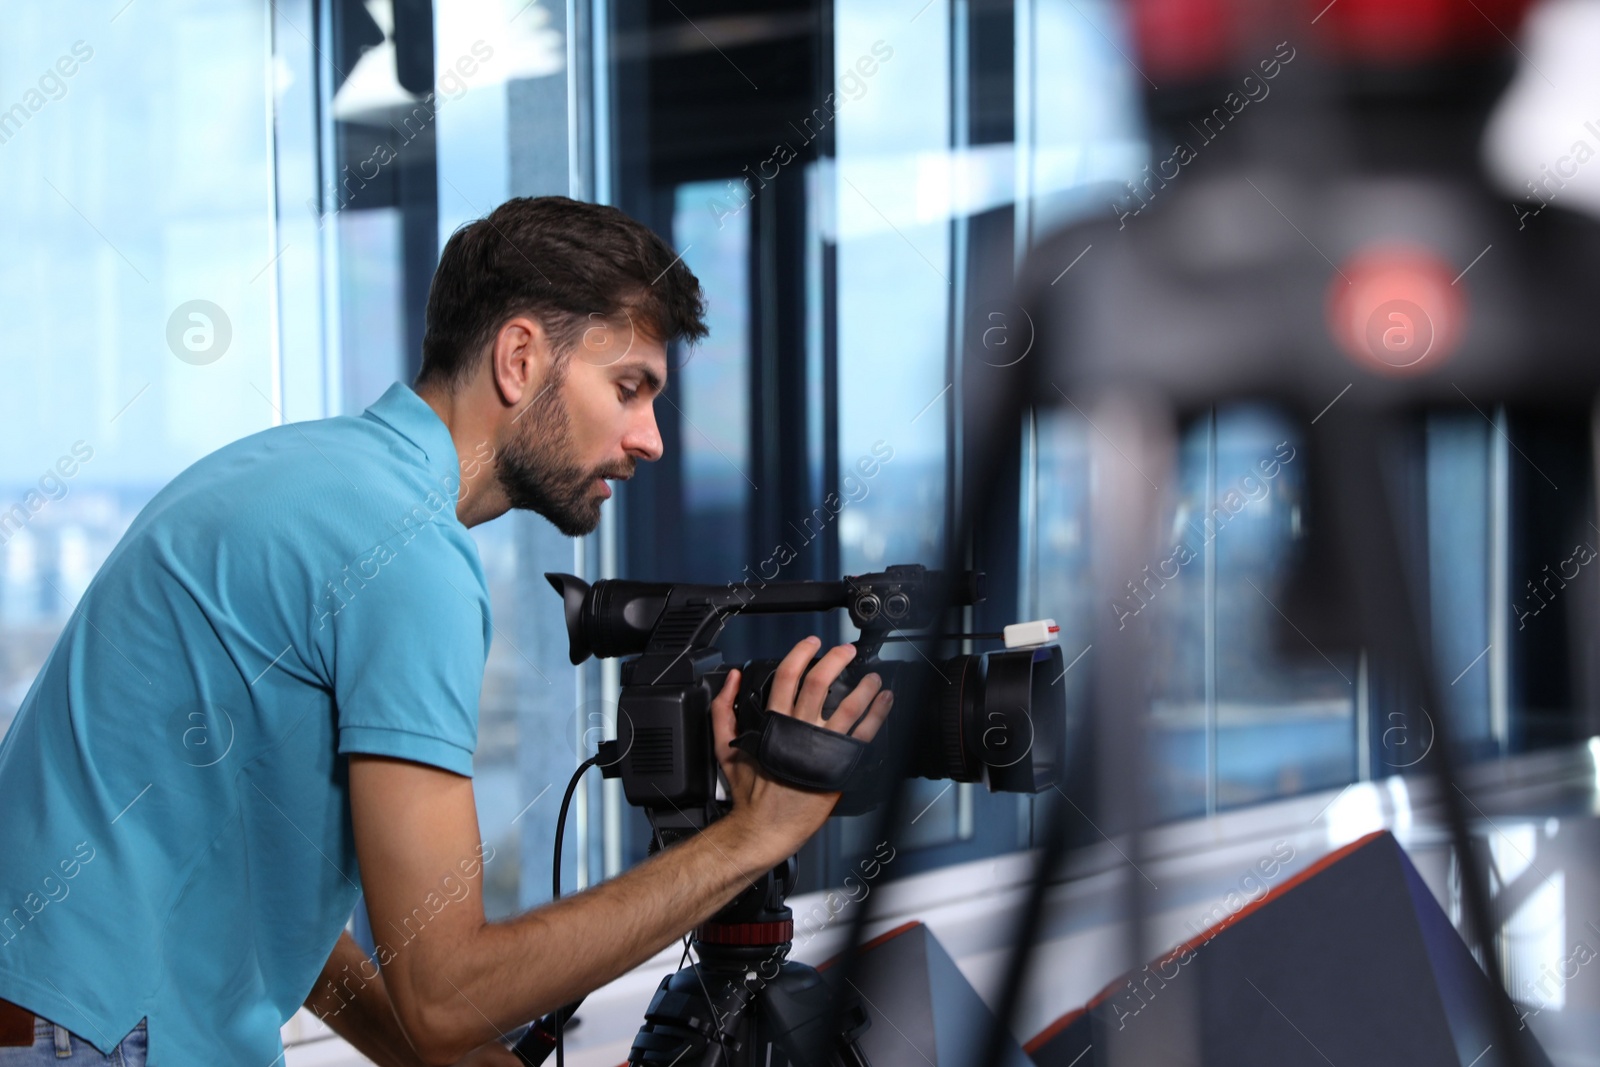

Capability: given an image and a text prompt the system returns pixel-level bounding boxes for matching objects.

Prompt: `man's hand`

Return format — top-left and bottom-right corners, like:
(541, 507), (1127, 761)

(711, 637), (893, 867)
(346, 636), (893, 1065)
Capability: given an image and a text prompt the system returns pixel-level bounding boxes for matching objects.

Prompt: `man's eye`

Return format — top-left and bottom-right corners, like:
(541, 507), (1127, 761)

(619, 384), (640, 401)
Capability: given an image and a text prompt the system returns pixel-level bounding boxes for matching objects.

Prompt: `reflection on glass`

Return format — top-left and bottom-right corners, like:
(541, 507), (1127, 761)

(1210, 408), (1352, 809)
(673, 180), (751, 583)
(834, 0), (948, 576)
(1138, 408), (1355, 815)
(1492, 821), (1566, 1012)
(1145, 416), (1212, 820)
(0, 4), (274, 737)
(829, 0), (952, 859)
(1427, 413), (1495, 757)
(1032, 406), (1356, 822)
(336, 208), (405, 414)
(1021, 0), (1147, 239)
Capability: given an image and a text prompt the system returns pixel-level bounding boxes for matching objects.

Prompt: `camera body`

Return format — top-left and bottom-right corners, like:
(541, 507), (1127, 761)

(547, 564), (1067, 831)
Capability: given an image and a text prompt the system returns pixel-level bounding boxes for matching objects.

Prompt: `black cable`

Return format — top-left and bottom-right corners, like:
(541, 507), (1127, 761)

(554, 756), (599, 901)
(551, 756), (599, 1067)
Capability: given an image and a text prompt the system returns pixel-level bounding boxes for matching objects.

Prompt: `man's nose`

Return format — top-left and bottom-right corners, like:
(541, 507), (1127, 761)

(624, 403), (664, 463)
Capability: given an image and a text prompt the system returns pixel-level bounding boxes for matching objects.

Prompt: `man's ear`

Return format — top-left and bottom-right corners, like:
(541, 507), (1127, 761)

(488, 315), (552, 410)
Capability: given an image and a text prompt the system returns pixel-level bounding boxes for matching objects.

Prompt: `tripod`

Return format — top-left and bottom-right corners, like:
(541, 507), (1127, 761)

(626, 851), (872, 1067)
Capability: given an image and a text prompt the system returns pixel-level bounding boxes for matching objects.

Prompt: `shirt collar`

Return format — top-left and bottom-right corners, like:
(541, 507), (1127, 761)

(362, 382), (463, 502)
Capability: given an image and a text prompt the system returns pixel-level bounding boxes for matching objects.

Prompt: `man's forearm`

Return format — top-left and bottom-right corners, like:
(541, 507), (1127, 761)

(426, 816), (775, 1053)
(353, 648), (886, 1063)
(307, 930), (430, 1067)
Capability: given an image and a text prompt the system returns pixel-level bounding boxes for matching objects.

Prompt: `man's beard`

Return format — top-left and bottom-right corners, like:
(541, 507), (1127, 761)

(497, 374), (629, 536)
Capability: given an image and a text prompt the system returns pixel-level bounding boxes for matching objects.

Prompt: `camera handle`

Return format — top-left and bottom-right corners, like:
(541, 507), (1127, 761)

(732, 711), (872, 791)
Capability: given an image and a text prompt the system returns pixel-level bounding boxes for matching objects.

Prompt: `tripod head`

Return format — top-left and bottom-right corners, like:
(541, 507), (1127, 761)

(627, 841), (870, 1067)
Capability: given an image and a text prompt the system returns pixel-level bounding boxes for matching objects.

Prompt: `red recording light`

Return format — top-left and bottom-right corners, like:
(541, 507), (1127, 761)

(1325, 244), (1466, 377)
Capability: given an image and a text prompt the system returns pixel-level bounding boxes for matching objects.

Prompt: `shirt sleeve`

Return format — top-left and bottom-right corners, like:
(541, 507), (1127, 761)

(320, 522), (491, 777)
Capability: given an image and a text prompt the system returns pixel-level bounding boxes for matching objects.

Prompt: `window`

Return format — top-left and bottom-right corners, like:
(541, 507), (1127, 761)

(0, 2), (276, 736)
(12, 0), (1596, 939)
(670, 180), (753, 583)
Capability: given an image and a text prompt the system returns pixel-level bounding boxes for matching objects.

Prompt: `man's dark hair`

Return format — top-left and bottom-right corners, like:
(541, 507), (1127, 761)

(416, 196), (707, 391)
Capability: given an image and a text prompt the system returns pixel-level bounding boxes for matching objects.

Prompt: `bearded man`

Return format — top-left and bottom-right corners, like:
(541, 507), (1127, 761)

(0, 197), (892, 1067)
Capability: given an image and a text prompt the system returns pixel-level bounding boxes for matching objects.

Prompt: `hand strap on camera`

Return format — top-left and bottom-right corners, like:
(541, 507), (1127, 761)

(732, 710), (871, 792)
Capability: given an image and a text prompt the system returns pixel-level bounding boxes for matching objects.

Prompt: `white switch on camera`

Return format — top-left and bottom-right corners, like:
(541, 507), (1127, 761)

(1003, 619), (1059, 648)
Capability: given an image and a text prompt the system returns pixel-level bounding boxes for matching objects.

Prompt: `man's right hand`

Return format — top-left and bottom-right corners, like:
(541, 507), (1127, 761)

(711, 636), (894, 868)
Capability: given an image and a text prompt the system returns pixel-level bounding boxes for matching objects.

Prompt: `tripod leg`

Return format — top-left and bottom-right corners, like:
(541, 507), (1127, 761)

(757, 962), (871, 1067)
(628, 966), (753, 1067)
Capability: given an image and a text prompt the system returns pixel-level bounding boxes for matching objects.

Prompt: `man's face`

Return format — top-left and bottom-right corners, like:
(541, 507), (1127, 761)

(497, 314), (667, 536)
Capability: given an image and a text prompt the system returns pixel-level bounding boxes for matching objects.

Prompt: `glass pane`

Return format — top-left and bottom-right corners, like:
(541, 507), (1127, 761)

(672, 180), (752, 583)
(1503, 409), (1594, 754)
(1427, 413), (1496, 761)
(1146, 416), (1214, 820)
(1027, 410), (1094, 820)
(834, 0), (949, 575)
(1213, 408), (1354, 807)
(830, 0), (953, 857)
(0, 2), (274, 734)
(1022, 0), (1147, 237)
(336, 207), (406, 413)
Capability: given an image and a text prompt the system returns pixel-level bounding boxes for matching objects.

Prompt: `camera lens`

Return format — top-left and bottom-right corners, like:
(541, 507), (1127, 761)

(880, 645), (1066, 792)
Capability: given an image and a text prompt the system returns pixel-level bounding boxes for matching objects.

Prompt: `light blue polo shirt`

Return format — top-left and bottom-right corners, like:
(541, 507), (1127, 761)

(0, 382), (492, 1065)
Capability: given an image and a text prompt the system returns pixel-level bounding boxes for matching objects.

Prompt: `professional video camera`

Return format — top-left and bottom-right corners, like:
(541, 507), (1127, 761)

(520, 564), (1069, 1067)
(545, 563), (1069, 824)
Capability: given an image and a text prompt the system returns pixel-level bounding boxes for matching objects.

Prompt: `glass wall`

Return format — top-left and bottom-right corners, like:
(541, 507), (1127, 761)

(1025, 396), (1589, 821)
(7, 0), (1600, 957)
(0, 0), (596, 926)
(0, 1), (277, 736)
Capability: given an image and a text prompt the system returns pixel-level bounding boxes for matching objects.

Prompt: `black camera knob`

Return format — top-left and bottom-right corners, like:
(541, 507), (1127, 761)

(855, 593), (882, 620)
(884, 593), (910, 620)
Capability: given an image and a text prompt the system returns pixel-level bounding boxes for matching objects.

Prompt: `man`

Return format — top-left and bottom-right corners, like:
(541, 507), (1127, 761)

(0, 197), (892, 1066)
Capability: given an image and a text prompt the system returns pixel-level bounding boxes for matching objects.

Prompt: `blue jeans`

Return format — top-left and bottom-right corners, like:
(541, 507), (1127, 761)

(0, 1018), (146, 1065)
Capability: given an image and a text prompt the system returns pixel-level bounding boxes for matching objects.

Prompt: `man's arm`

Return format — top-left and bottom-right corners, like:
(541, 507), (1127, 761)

(349, 637), (891, 1066)
(304, 931), (525, 1067)
(304, 930), (431, 1067)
